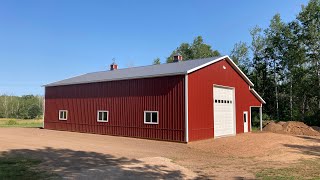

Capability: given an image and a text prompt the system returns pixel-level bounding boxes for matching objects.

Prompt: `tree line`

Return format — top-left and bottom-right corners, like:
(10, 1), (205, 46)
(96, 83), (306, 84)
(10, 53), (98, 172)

(154, 0), (320, 126)
(0, 95), (43, 119)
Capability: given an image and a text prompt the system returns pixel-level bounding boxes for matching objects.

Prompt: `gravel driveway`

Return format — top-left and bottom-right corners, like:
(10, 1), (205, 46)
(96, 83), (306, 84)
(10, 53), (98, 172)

(0, 128), (319, 179)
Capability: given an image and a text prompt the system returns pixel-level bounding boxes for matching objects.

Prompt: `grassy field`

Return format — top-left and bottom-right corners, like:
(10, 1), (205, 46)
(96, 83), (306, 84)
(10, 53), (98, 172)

(0, 156), (58, 180)
(0, 118), (43, 128)
(0, 119), (54, 179)
(256, 159), (320, 180)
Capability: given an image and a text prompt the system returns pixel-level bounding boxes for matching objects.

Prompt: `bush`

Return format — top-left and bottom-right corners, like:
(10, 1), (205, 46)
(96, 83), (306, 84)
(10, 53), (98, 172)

(5, 119), (18, 125)
(27, 105), (41, 119)
(252, 112), (271, 127)
(304, 110), (320, 127)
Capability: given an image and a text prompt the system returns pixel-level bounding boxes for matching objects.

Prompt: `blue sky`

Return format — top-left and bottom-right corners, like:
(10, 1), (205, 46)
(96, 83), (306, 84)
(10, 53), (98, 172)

(0, 0), (308, 95)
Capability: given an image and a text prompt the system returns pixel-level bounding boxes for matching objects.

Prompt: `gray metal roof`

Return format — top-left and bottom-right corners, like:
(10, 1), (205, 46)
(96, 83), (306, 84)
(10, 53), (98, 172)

(45, 56), (223, 87)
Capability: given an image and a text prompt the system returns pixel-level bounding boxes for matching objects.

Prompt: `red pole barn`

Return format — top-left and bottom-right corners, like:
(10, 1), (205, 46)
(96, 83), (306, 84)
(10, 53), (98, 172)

(44, 55), (265, 142)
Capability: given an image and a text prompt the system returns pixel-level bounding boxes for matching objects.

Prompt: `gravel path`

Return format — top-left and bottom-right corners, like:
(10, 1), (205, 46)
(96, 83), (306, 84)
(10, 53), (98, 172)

(0, 128), (319, 179)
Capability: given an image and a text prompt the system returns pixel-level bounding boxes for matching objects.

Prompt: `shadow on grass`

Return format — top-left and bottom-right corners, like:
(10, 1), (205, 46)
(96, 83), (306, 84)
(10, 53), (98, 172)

(0, 156), (58, 180)
(1, 147), (195, 179)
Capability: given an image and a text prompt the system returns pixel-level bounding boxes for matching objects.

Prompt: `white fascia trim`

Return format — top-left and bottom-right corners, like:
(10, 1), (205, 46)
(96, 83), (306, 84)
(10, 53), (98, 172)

(187, 55), (228, 74)
(250, 88), (266, 104)
(185, 74), (189, 142)
(187, 55), (254, 87)
(226, 56), (254, 87)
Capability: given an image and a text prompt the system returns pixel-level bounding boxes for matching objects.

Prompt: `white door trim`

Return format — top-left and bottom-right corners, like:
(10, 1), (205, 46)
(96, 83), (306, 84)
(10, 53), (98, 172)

(243, 111), (248, 133)
(213, 84), (236, 138)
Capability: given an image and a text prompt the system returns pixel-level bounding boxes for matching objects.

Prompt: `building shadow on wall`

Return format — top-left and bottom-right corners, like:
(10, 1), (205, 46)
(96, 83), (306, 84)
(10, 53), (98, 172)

(0, 147), (193, 179)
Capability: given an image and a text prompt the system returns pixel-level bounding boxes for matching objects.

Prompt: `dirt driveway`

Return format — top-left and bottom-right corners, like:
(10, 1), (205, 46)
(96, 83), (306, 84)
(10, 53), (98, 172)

(0, 128), (319, 179)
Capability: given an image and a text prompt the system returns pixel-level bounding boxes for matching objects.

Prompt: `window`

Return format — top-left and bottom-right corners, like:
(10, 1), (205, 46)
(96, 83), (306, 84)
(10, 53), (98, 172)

(97, 111), (109, 122)
(144, 111), (158, 124)
(59, 110), (68, 120)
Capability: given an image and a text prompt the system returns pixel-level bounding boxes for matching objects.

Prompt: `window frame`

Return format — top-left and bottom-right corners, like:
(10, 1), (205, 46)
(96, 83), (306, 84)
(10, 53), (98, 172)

(144, 111), (159, 125)
(97, 110), (109, 122)
(59, 110), (68, 121)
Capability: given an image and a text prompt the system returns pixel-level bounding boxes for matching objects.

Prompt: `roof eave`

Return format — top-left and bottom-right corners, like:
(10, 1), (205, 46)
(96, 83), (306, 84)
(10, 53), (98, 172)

(250, 88), (266, 104)
(44, 72), (187, 87)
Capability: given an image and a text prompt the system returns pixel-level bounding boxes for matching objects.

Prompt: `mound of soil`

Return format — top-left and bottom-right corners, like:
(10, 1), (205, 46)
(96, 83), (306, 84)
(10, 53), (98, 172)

(263, 122), (283, 133)
(282, 121), (320, 136)
(263, 121), (320, 136)
(277, 121), (287, 125)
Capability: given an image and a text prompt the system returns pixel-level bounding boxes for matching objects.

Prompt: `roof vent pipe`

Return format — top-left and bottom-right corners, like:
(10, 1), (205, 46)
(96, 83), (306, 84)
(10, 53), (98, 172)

(110, 58), (118, 70)
(173, 53), (183, 62)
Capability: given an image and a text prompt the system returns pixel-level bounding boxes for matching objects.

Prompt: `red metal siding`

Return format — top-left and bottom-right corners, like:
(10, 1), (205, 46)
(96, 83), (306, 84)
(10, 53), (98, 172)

(188, 58), (261, 141)
(45, 75), (185, 142)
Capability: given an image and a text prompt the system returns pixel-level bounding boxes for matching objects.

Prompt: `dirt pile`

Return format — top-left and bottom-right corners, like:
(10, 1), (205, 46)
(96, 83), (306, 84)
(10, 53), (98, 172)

(263, 121), (320, 136)
(262, 121), (283, 133)
(282, 121), (320, 136)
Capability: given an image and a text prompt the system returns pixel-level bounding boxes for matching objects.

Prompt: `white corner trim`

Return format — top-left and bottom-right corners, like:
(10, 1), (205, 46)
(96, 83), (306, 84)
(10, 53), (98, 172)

(185, 74), (189, 142)
(187, 55), (254, 87)
(43, 87), (45, 128)
(250, 88), (266, 104)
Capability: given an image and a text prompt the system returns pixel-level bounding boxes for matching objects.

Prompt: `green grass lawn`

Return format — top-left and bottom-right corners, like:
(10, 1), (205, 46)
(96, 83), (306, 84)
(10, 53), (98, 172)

(0, 118), (43, 128)
(256, 159), (320, 180)
(0, 156), (58, 180)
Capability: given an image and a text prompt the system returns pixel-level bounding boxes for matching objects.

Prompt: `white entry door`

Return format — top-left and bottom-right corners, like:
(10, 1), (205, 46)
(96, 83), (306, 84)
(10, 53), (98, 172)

(213, 86), (235, 137)
(243, 111), (248, 133)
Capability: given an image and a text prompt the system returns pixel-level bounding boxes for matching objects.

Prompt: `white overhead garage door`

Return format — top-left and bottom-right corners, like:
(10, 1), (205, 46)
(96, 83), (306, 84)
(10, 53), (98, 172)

(213, 86), (235, 137)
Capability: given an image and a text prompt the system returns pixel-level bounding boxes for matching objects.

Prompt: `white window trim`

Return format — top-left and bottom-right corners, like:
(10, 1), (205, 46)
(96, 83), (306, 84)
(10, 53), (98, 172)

(97, 110), (109, 122)
(144, 111), (159, 124)
(59, 110), (68, 121)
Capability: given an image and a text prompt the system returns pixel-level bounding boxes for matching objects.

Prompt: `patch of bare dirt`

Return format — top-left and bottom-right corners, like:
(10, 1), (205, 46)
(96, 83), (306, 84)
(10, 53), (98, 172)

(0, 128), (319, 179)
(263, 121), (320, 136)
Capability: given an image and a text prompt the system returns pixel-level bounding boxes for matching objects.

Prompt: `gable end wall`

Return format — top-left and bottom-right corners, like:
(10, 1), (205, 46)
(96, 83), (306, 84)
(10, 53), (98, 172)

(187, 58), (261, 141)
